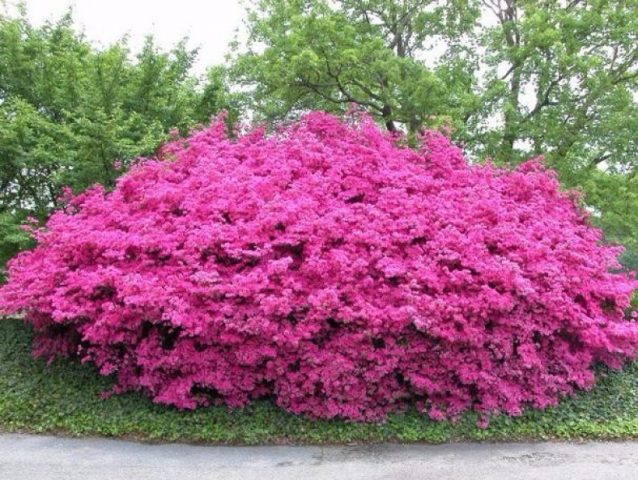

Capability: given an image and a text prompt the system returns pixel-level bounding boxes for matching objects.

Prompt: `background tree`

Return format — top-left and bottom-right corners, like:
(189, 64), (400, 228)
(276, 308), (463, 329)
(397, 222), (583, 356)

(0, 9), (237, 269)
(231, 0), (480, 133)
(232, 0), (638, 267)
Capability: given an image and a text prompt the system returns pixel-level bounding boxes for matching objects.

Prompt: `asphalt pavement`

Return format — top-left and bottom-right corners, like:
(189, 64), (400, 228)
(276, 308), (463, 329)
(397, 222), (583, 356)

(1, 433), (637, 479)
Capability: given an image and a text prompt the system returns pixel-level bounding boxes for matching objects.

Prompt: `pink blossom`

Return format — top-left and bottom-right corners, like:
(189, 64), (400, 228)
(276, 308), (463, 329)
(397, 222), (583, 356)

(1, 112), (637, 423)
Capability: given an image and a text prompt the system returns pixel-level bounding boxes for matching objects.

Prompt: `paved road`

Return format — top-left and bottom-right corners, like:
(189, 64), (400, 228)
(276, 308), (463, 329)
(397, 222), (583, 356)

(1, 433), (637, 480)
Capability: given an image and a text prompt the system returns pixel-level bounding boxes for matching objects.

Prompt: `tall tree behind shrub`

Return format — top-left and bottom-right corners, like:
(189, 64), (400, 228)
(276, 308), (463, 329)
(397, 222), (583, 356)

(0, 9), (235, 268)
(231, 0), (479, 133)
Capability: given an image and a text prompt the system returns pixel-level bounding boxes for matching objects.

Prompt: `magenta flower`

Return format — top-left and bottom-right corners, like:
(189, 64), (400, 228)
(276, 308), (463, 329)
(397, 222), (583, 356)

(1, 112), (637, 423)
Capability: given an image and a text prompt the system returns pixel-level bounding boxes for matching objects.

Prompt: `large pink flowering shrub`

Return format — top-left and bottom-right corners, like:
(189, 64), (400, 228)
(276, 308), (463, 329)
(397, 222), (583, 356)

(1, 112), (637, 422)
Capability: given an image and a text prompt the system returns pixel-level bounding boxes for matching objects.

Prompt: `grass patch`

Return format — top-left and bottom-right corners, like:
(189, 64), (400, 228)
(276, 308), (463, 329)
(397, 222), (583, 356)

(1, 318), (638, 444)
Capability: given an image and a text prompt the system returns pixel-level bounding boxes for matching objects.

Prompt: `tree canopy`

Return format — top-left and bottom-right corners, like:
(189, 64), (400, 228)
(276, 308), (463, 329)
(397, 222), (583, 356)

(0, 9), (235, 266)
(231, 0), (479, 133)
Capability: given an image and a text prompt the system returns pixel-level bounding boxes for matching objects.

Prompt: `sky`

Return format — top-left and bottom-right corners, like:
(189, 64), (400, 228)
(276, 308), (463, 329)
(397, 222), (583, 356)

(10, 0), (247, 75)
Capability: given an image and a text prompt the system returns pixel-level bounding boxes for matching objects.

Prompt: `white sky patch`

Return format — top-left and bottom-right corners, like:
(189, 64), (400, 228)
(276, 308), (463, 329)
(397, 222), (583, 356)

(7, 0), (246, 75)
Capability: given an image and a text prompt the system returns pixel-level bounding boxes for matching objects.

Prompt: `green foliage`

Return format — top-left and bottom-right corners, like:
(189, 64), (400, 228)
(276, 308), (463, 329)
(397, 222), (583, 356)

(583, 171), (638, 269)
(474, 0), (638, 167)
(231, 0), (479, 133)
(1, 318), (638, 444)
(0, 9), (236, 267)
(0, 213), (32, 276)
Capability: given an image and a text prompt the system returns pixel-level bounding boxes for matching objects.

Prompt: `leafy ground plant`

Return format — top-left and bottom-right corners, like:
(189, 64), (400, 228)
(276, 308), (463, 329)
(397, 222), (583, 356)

(1, 318), (638, 444)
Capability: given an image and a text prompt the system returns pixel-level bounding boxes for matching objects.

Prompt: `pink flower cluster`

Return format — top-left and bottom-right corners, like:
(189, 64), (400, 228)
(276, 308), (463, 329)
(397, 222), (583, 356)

(1, 112), (637, 422)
